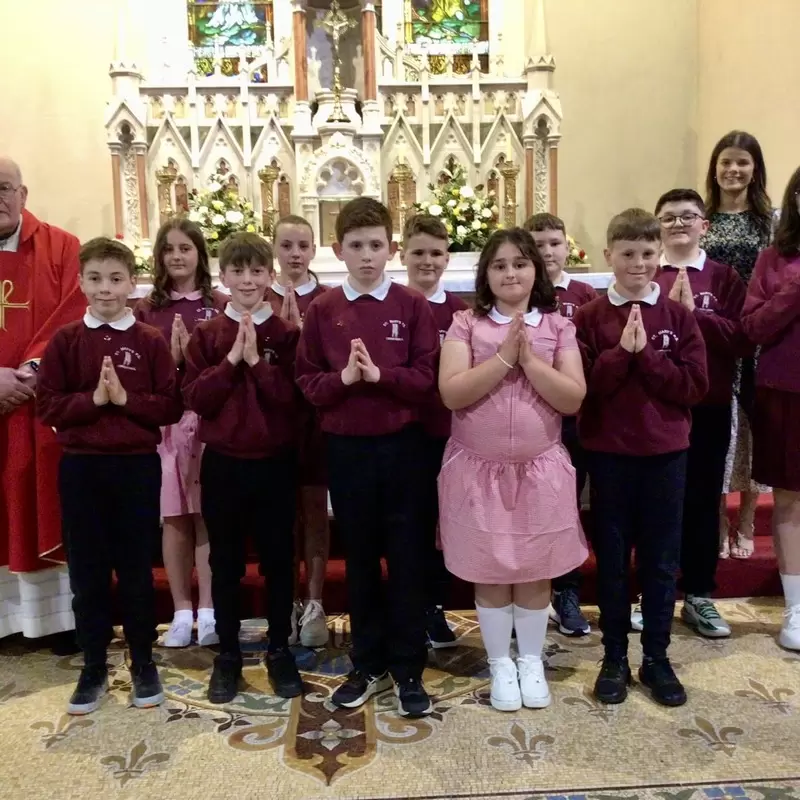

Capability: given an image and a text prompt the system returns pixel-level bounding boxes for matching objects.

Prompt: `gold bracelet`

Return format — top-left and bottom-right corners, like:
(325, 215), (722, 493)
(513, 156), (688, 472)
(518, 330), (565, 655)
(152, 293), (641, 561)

(495, 353), (514, 369)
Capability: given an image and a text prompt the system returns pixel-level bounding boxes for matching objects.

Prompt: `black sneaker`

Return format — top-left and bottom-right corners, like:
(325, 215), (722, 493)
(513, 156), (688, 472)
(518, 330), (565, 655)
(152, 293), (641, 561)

(67, 665), (108, 716)
(426, 606), (458, 649)
(638, 657), (687, 707)
(208, 653), (243, 704)
(131, 661), (164, 709)
(395, 677), (433, 718)
(331, 670), (393, 709)
(593, 656), (632, 704)
(550, 589), (591, 636)
(266, 647), (303, 698)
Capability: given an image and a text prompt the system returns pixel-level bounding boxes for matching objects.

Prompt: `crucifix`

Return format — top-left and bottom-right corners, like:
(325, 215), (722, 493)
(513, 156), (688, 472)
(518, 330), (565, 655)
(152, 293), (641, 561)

(0, 279), (30, 331)
(320, 0), (357, 123)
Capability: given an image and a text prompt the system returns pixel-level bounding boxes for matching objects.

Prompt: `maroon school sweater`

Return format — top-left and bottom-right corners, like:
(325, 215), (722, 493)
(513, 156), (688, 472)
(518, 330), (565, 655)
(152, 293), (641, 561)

(266, 281), (329, 320)
(37, 313), (183, 454)
(133, 289), (228, 341)
(421, 288), (469, 439)
(296, 278), (439, 436)
(183, 306), (299, 458)
(656, 255), (747, 405)
(575, 288), (708, 456)
(554, 275), (598, 320)
(741, 246), (800, 393)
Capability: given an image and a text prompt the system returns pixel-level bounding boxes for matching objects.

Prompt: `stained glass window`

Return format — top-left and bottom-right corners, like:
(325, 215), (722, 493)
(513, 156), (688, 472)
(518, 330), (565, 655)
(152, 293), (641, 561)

(405, 0), (489, 50)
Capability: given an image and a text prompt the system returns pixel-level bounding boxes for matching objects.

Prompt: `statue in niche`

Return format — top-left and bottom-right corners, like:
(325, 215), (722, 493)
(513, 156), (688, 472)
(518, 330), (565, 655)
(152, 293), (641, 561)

(407, 95), (417, 116)
(434, 95), (445, 116)
(205, 95), (216, 118)
(486, 169), (499, 199)
(308, 46), (322, 97)
(225, 96), (237, 117)
(151, 97), (165, 120)
(278, 175), (291, 218)
(306, 4), (361, 94)
(456, 94), (466, 116)
(173, 96), (187, 118)
(384, 96), (395, 117)
(175, 177), (190, 213)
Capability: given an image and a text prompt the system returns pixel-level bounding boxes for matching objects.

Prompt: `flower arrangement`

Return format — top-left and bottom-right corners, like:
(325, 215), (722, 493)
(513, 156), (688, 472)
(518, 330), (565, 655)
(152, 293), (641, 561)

(566, 235), (589, 267)
(187, 173), (260, 254)
(413, 163), (499, 252)
(133, 243), (154, 276)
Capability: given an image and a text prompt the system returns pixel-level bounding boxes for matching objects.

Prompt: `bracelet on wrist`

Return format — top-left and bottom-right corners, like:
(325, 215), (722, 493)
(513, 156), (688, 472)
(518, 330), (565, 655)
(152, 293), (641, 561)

(495, 352), (514, 369)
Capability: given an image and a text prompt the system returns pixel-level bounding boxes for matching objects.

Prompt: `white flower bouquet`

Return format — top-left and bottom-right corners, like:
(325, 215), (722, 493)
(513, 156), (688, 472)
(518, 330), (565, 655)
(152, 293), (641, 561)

(413, 163), (499, 252)
(187, 173), (260, 255)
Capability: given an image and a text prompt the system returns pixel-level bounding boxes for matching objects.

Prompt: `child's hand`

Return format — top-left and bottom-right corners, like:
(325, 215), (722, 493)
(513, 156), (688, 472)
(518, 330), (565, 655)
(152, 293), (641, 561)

(679, 268), (695, 311)
(171, 314), (190, 363)
(281, 284), (302, 327)
(227, 321), (245, 365)
(354, 339), (380, 383)
(668, 271), (684, 303)
(517, 328), (538, 369)
(341, 339), (362, 386)
(93, 362), (110, 406)
(620, 306), (638, 352)
(242, 314), (260, 367)
(103, 358), (127, 406)
(631, 304), (647, 353)
(497, 313), (523, 367)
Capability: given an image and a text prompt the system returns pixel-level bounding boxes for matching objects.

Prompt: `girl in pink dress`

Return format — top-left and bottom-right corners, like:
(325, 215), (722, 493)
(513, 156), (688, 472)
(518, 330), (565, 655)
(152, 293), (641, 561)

(438, 228), (588, 712)
(134, 219), (227, 647)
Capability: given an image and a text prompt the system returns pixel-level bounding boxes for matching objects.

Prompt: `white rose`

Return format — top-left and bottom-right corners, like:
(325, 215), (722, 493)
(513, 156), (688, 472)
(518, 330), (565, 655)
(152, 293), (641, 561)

(212, 214), (225, 226)
(491, 205), (499, 214)
(472, 202), (482, 213)
(212, 200), (224, 211)
(188, 210), (202, 222)
(428, 204), (443, 216)
(471, 219), (482, 230)
(225, 210), (244, 224)
(459, 186), (475, 199)
(447, 198), (457, 208)
(481, 208), (493, 219)
(199, 206), (209, 215)
(208, 181), (222, 192)
(456, 225), (468, 238)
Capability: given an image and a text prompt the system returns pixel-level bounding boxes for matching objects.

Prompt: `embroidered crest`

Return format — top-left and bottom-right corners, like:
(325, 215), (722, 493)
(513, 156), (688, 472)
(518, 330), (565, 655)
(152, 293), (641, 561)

(651, 329), (679, 351)
(115, 346), (142, 371)
(695, 292), (718, 312)
(383, 319), (407, 342)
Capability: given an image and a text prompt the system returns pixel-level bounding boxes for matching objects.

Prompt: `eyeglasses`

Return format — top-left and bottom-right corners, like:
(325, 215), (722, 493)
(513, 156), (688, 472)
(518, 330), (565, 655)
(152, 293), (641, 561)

(0, 183), (21, 200)
(658, 212), (704, 228)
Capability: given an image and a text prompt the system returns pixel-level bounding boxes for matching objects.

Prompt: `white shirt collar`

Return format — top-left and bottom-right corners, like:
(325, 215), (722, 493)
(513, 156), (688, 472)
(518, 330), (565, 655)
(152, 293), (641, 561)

(552, 272), (571, 289)
(660, 249), (707, 271)
(342, 273), (392, 302)
(272, 276), (318, 297)
(0, 218), (22, 252)
(224, 302), (273, 325)
(426, 284), (447, 304)
(169, 289), (204, 301)
(83, 307), (136, 331)
(488, 306), (543, 327)
(607, 281), (661, 307)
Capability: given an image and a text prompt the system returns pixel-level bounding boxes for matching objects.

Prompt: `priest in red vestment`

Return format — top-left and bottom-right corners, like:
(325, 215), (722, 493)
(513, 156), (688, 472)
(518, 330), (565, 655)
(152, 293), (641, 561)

(0, 157), (85, 638)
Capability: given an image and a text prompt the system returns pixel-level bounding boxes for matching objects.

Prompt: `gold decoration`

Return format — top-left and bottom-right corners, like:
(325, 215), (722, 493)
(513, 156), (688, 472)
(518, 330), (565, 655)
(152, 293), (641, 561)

(320, 0), (357, 123)
(156, 163), (179, 224)
(258, 164), (281, 238)
(0, 280), (29, 331)
(391, 161), (414, 233)
(498, 158), (520, 227)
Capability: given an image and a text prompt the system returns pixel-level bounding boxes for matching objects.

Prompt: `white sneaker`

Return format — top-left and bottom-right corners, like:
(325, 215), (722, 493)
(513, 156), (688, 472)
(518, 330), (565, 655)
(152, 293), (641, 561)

(197, 615), (219, 647)
(681, 595), (731, 638)
(630, 595), (644, 632)
(288, 600), (303, 646)
(299, 600), (328, 648)
(779, 604), (800, 651)
(517, 655), (552, 708)
(488, 656), (522, 712)
(162, 616), (193, 648)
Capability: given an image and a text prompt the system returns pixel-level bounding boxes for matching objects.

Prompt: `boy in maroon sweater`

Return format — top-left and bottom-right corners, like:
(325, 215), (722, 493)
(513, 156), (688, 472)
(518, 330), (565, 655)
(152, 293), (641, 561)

(183, 233), (303, 704)
(654, 189), (746, 640)
(525, 212), (598, 638)
(400, 214), (467, 649)
(37, 238), (183, 716)
(574, 209), (707, 708)
(296, 198), (439, 718)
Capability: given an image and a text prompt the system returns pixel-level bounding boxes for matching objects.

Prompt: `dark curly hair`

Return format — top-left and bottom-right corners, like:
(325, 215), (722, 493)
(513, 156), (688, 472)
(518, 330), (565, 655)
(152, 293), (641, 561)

(473, 228), (557, 316)
(774, 165), (800, 258)
(149, 218), (214, 308)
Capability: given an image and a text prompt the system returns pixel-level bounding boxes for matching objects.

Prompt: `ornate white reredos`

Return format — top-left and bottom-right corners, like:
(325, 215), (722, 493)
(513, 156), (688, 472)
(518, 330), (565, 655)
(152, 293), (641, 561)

(107, 0), (565, 249)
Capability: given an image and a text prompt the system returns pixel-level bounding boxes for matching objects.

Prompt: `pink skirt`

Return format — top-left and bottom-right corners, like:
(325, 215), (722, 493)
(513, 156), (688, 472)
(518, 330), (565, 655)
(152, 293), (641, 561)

(158, 411), (203, 518)
(438, 440), (588, 584)
(752, 386), (800, 492)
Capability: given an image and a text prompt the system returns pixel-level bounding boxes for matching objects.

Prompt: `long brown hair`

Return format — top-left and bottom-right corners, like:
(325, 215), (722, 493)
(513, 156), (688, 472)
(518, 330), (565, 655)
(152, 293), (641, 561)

(774, 166), (800, 258)
(273, 214), (320, 284)
(473, 228), (557, 316)
(704, 130), (772, 235)
(150, 218), (214, 308)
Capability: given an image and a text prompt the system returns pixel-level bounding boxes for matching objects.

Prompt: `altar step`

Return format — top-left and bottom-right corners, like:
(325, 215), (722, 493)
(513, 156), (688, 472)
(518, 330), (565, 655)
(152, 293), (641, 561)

(149, 494), (779, 623)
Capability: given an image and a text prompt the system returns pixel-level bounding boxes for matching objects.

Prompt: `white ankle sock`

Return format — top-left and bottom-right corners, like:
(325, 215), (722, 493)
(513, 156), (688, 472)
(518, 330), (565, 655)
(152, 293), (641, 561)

(475, 603), (514, 660)
(780, 574), (800, 608)
(173, 609), (194, 624)
(513, 605), (549, 658)
(197, 607), (215, 621)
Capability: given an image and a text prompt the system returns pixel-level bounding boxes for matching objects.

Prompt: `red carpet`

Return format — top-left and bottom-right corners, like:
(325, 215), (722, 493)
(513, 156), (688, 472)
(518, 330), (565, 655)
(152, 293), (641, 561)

(150, 493), (779, 622)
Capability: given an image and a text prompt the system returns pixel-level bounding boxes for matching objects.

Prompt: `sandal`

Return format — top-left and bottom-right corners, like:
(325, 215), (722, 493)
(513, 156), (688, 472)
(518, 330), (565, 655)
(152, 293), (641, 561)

(730, 530), (755, 560)
(719, 506), (731, 559)
(719, 534), (731, 559)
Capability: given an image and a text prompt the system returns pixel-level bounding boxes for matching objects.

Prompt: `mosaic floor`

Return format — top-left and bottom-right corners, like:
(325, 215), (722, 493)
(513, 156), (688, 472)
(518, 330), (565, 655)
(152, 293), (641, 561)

(0, 599), (799, 800)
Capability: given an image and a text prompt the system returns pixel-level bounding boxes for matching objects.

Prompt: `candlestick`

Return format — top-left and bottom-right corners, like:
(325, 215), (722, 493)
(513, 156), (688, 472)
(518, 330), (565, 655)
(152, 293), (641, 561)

(258, 164), (281, 238)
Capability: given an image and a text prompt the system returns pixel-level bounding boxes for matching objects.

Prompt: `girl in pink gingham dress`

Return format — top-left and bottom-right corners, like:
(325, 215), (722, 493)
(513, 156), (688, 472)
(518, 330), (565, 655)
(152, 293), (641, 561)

(438, 229), (588, 713)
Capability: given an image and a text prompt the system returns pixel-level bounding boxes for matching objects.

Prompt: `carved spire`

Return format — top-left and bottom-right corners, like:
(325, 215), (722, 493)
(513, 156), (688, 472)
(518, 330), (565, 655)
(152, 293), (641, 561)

(527, 0), (556, 77)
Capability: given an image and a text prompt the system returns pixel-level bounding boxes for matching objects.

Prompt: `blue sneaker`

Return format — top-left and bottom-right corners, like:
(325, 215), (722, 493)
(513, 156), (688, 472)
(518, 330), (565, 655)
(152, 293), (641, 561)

(550, 588), (591, 636)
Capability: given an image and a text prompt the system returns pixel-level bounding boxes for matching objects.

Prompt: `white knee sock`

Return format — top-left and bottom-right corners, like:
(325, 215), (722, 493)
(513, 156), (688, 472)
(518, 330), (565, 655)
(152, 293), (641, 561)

(513, 605), (549, 659)
(475, 603), (514, 660)
(781, 574), (800, 609)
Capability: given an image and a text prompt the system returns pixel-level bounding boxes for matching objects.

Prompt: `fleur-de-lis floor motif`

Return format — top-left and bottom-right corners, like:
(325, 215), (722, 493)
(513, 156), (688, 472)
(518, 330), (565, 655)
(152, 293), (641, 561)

(99, 740), (170, 787)
(0, 681), (30, 705)
(30, 713), (94, 749)
(677, 716), (744, 757)
(735, 679), (795, 714)
(562, 687), (618, 722)
(487, 722), (555, 766)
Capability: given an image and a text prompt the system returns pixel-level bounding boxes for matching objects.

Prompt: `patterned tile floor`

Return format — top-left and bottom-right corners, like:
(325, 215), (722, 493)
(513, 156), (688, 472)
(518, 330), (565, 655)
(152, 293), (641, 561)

(0, 598), (798, 799)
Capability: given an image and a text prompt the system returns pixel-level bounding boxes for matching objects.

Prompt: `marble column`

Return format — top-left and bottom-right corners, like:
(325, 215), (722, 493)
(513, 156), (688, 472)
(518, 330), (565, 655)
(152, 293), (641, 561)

(548, 143), (558, 214)
(292, 0), (309, 102)
(361, 1), (377, 101)
(110, 145), (123, 238)
(133, 144), (150, 240)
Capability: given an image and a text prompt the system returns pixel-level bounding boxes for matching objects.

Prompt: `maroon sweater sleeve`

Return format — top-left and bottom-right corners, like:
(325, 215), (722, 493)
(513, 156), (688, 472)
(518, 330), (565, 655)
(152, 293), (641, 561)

(741, 251), (800, 345)
(575, 305), (634, 397)
(122, 334), (184, 427)
(377, 294), (438, 403)
(295, 300), (352, 408)
(36, 328), (104, 428)
(694, 268), (748, 356)
(183, 325), (239, 418)
(250, 326), (299, 407)
(636, 311), (708, 406)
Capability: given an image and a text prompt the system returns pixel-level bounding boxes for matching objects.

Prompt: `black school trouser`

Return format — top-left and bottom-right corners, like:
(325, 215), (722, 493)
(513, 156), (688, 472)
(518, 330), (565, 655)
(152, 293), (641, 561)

(679, 404), (732, 597)
(421, 435), (451, 609)
(553, 416), (588, 593)
(59, 453), (160, 669)
(327, 426), (428, 682)
(587, 450), (687, 661)
(201, 448), (296, 656)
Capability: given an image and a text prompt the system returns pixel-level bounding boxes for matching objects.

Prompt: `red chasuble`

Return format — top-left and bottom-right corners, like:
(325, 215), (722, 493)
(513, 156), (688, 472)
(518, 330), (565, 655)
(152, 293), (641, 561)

(0, 209), (84, 571)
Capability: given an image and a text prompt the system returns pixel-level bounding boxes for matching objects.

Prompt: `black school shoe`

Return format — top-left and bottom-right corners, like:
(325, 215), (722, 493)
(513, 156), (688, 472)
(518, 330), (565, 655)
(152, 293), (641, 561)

(332, 670), (393, 708)
(593, 656), (632, 704)
(208, 653), (243, 704)
(67, 664), (109, 715)
(395, 677), (433, 718)
(638, 657), (687, 707)
(266, 647), (304, 698)
(426, 606), (458, 648)
(131, 661), (165, 709)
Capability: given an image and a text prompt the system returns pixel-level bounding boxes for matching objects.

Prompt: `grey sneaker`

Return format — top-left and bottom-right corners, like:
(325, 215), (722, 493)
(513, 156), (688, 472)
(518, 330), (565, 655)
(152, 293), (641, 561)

(681, 595), (731, 638)
(630, 595), (643, 632)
